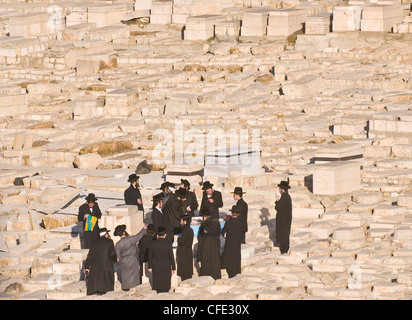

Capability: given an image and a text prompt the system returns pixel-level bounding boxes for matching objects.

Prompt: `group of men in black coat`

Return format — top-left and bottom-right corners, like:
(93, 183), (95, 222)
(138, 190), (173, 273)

(79, 171), (292, 296)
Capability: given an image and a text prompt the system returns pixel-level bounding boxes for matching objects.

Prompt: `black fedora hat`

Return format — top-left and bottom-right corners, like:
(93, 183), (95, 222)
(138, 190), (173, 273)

(160, 181), (175, 191)
(278, 180), (291, 190)
(114, 224), (126, 237)
(230, 187), (246, 196)
(175, 187), (188, 199)
(99, 228), (110, 236)
(180, 179), (190, 189)
(151, 192), (163, 201)
(202, 181), (214, 190)
(128, 173), (140, 183)
(85, 193), (98, 202)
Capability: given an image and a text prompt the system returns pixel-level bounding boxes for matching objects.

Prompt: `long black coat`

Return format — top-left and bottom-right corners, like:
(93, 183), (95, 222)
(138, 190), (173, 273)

(236, 198), (248, 243)
(197, 233), (221, 280)
(151, 208), (164, 232)
(84, 236), (117, 295)
(186, 190), (198, 216)
(124, 184), (144, 211)
(148, 238), (176, 293)
(275, 191), (292, 254)
(138, 234), (155, 263)
(177, 224), (194, 279)
(78, 202), (102, 249)
(221, 217), (244, 278)
(163, 194), (185, 241)
(200, 190), (223, 219)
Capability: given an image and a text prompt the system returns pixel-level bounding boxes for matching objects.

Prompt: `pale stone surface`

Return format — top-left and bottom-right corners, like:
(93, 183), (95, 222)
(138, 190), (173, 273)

(313, 161), (360, 195)
(0, 0), (411, 301)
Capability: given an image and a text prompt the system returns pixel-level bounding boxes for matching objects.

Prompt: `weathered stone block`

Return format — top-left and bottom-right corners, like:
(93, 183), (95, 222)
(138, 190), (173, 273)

(73, 153), (103, 170)
(313, 161), (360, 195)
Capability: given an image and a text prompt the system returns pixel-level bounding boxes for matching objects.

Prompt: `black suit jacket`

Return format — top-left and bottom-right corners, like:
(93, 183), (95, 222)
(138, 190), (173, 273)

(186, 190), (199, 215)
(78, 202), (102, 232)
(124, 184), (144, 211)
(200, 190), (223, 219)
(236, 197), (249, 233)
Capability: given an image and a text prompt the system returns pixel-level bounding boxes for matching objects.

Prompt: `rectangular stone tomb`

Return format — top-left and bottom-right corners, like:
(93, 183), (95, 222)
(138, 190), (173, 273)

(204, 147), (261, 179)
(305, 13), (332, 35)
(360, 4), (403, 32)
(332, 6), (362, 31)
(314, 143), (363, 166)
(101, 205), (144, 242)
(164, 164), (204, 186)
(184, 15), (226, 41)
(240, 8), (271, 37)
(313, 160), (361, 195)
(266, 9), (307, 36)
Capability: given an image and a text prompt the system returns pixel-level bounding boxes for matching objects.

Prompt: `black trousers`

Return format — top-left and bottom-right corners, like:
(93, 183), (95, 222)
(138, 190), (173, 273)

(226, 267), (241, 279)
(180, 274), (192, 281)
(83, 230), (99, 249)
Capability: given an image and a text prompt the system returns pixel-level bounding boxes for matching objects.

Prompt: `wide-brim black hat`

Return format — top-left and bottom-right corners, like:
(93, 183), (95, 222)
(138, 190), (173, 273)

(114, 224), (126, 237)
(85, 193), (98, 202)
(230, 187), (246, 195)
(160, 181), (175, 191)
(99, 228), (110, 236)
(175, 187), (188, 199)
(202, 181), (213, 190)
(151, 192), (163, 201)
(278, 180), (291, 189)
(180, 179), (190, 189)
(128, 173), (140, 183)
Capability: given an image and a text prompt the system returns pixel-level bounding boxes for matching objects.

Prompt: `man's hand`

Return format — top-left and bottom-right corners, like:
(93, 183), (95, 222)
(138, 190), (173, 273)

(148, 268), (152, 273)
(138, 199), (142, 205)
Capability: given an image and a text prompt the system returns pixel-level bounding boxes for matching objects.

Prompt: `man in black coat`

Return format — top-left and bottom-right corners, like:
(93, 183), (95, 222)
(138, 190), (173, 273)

(148, 227), (176, 293)
(199, 181), (223, 220)
(198, 208), (221, 238)
(232, 187), (248, 244)
(275, 180), (293, 254)
(124, 173), (144, 211)
(176, 214), (194, 281)
(138, 224), (156, 285)
(197, 219), (221, 280)
(78, 193), (102, 249)
(83, 228), (117, 296)
(159, 181), (175, 207)
(150, 192), (164, 232)
(221, 206), (245, 278)
(163, 187), (187, 243)
(180, 179), (198, 216)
